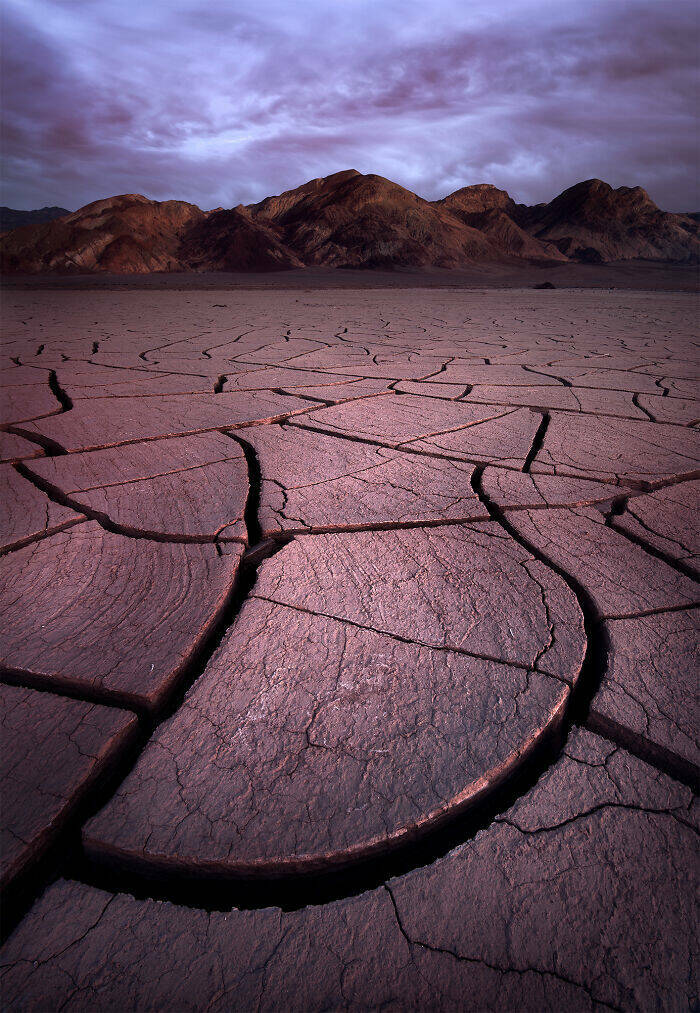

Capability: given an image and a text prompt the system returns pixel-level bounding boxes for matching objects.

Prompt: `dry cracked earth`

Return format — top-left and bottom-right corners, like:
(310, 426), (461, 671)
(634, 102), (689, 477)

(0, 286), (698, 1012)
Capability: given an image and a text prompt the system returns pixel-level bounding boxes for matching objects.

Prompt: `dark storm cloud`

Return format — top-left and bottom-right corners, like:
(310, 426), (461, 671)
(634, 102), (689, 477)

(2, 0), (698, 212)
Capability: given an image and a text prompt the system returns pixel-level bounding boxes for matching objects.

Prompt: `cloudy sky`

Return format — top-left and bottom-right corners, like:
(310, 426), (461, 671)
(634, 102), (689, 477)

(2, 0), (698, 212)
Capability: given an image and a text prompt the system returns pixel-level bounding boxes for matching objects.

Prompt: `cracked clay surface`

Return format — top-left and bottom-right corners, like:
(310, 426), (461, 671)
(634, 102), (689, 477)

(0, 287), (697, 1010)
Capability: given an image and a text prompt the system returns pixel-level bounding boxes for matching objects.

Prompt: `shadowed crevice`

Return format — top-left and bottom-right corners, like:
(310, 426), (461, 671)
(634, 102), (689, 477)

(585, 711), (699, 792)
(522, 412), (549, 473)
(3, 424), (67, 457)
(48, 370), (73, 412)
(605, 498), (700, 583)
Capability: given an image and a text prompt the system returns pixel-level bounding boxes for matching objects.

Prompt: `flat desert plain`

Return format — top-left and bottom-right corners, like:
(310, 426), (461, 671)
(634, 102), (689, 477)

(0, 282), (698, 1011)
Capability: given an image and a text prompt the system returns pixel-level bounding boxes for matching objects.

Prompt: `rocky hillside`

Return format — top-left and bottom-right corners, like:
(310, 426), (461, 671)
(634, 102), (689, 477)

(513, 179), (700, 263)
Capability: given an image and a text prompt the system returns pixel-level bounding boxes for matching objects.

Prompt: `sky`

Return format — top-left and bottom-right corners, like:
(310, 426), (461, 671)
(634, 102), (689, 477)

(2, 0), (698, 212)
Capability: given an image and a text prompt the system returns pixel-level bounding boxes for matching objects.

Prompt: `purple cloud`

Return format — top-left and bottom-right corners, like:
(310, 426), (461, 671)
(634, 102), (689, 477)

(2, 0), (698, 212)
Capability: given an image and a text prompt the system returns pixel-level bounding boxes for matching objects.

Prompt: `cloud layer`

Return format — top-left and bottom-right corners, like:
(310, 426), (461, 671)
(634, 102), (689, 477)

(2, 0), (698, 211)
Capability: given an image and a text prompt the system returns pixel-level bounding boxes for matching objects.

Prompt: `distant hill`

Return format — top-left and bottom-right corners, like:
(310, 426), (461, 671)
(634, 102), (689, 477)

(0, 206), (70, 233)
(2, 174), (698, 273)
(0, 195), (204, 272)
(512, 180), (700, 263)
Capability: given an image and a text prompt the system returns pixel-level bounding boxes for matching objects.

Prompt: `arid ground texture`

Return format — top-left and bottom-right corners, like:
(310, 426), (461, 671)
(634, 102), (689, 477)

(0, 283), (698, 1011)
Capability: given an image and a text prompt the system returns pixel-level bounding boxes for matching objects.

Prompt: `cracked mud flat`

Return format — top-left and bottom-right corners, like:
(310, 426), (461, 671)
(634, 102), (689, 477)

(0, 286), (698, 1011)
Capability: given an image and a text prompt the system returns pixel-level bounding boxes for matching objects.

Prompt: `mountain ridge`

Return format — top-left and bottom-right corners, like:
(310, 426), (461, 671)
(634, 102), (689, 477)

(0, 206), (70, 233)
(2, 173), (698, 273)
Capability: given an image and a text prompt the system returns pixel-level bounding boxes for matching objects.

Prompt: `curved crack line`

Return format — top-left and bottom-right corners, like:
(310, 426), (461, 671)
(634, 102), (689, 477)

(2, 424), (68, 457)
(0, 435), (271, 934)
(522, 411), (549, 473)
(474, 467), (699, 788)
(48, 371), (73, 413)
(61, 456), (589, 913)
(6, 388), (695, 935)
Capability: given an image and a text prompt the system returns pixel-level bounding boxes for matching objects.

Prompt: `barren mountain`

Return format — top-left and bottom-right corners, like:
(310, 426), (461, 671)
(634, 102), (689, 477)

(2, 173), (698, 273)
(0, 195), (204, 273)
(435, 185), (567, 262)
(515, 179), (700, 263)
(435, 183), (515, 215)
(246, 170), (501, 268)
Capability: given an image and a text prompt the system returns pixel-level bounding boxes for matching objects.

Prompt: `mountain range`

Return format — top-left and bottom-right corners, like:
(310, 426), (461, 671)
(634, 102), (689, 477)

(0, 206), (70, 234)
(2, 171), (698, 273)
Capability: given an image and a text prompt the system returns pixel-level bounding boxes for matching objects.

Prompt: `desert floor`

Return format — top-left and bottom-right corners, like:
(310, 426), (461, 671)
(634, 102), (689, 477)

(0, 282), (698, 1011)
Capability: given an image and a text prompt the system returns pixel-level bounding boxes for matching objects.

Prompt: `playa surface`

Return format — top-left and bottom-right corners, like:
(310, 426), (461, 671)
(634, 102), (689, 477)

(1, 282), (698, 1010)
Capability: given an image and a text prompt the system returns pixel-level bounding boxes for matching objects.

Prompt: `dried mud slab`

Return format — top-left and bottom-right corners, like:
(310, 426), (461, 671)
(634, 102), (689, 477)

(243, 424), (484, 535)
(505, 506), (698, 616)
(19, 390), (314, 452)
(658, 377), (700, 399)
(253, 525), (586, 677)
(25, 432), (248, 542)
(590, 609), (700, 773)
(566, 387), (652, 419)
(481, 467), (614, 510)
(407, 408), (541, 466)
(531, 414), (700, 484)
(5, 733), (697, 1012)
(66, 372), (219, 399)
(636, 394), (699, 426)
(551, 367), (663, 394)
(393, 379), (468, 399)
(0, 383), (61, 426)
(462, 384), (584, 412)
(220, 366), (359, 392)
(0, 683), (137, 895)
(388, 728), (698, 1012)
(0, 465), (84, 552)
(0, 365), (52, 387)
(0, 430), (43, 464)
(431, 363), (562, 387)
(0, 522), (244, 713)
(281, 349), (446, 379)
(84, 596), (569, 874)
(613, 480), (699, 575)
(290, 393), (513, 446)
(278, 377), (391, 403)
(223, 336), (330, 364)
(110, 357), (242, 378)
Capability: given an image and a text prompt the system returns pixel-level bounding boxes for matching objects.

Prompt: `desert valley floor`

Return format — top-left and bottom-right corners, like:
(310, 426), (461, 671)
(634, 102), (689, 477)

(0, 283), (698, 1011)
